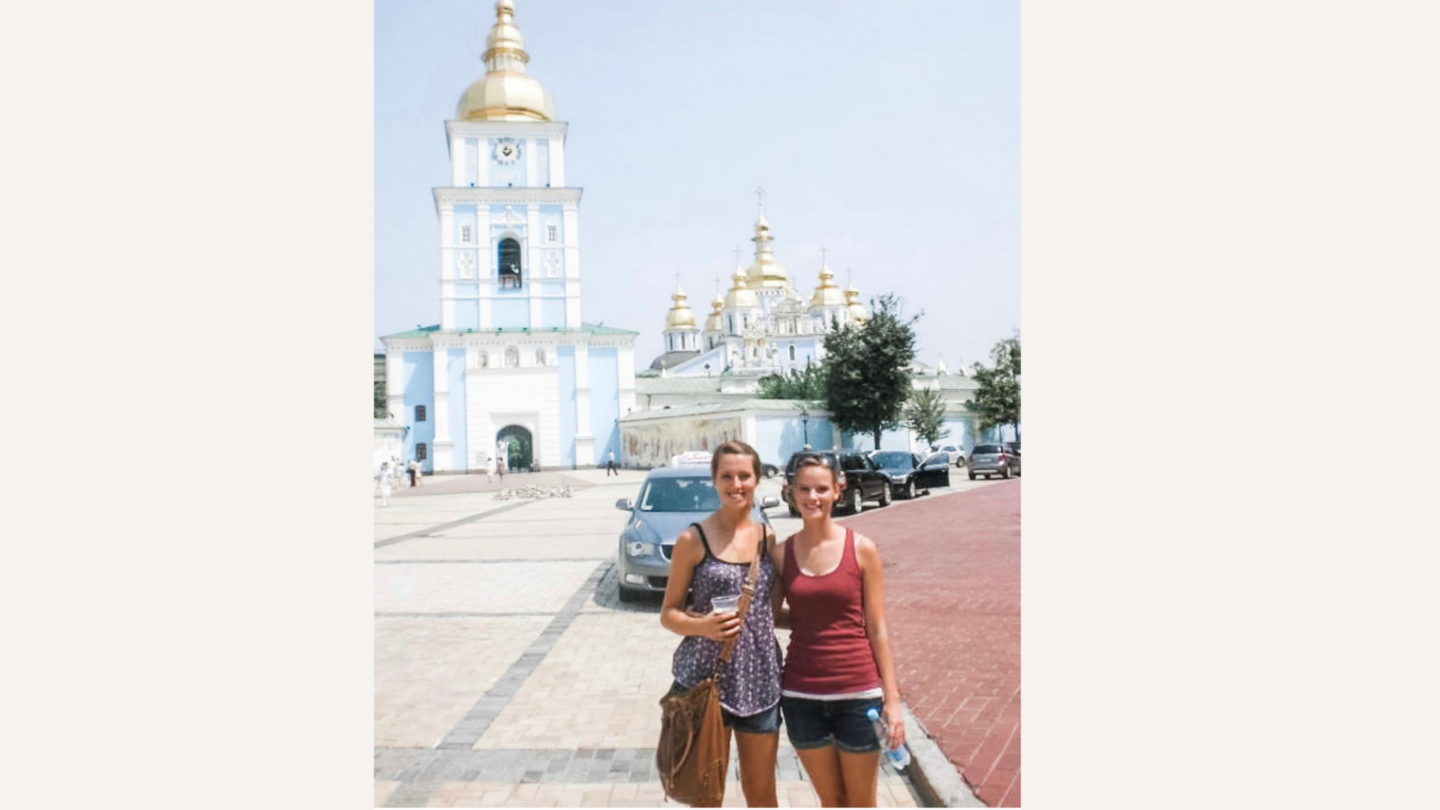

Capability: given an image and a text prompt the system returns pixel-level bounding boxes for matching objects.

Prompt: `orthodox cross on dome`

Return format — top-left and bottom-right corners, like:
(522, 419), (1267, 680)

(674, 271), (682, 289)
(754, 186), (766, 210)
(820, 246), (828, 266)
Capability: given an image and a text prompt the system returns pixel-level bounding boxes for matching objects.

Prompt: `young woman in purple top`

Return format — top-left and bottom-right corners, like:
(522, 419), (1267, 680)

(772, 454), (907, 807)
(660, 441), (783, 807)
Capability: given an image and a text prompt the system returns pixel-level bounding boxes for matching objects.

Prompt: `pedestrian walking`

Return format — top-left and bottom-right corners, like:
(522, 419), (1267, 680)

(497, 455), (506, 482)
(659, 441), (781, 807)
(377, 461), (393, 507)
(485, 454), (495, 484)
(772, 454), (907, 807)
(407, 458), (418, 487)
(606, 449), (618, 476)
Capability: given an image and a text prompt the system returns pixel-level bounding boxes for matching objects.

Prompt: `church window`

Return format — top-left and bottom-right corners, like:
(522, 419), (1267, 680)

(505, 346), (520, 368)
(478, 351), (488, 368)
(546, 223), (558, 243)
(415, 405), (426, 422)
(416, 443), (427, 461)
(498, 238), (523, 289)
(789, 345), (796, 361)
(461, 224), (472, 244)
(536, 348), (547, 365)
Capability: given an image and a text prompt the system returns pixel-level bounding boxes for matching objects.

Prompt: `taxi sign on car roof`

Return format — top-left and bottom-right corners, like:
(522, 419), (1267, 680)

(672, 451), (713, 467)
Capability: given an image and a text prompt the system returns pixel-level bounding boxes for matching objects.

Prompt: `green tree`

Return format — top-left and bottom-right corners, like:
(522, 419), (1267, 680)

(966, 333), (1021, 440)
(374, 380), (388, 418)
(756, 362), (828, 401)
(904, 387), (950, 448)
(823, 295), (919, 449)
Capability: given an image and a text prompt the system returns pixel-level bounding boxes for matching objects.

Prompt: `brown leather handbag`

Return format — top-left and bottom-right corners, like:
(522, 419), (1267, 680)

(656, 534), (765, 807)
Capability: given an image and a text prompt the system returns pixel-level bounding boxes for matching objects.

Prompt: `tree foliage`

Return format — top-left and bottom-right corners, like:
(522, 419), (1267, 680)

(966, 333), (1021, 439)
(822, 295), (919, 449)
(904, 387), (950, 448)
(374, 380), (388, 418)
(756, 362), (828, 401)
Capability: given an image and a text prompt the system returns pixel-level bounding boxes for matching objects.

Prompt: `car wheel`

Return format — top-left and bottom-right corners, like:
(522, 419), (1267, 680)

(1001, 465), (1010, 479)
(905, 480), (915, 500)
(618, 585), (642, 603)
(969, 470), (976, 480)
(849, 487), (863, 514)
(763, 464), (779, 479)
(879, 484), (892, 507)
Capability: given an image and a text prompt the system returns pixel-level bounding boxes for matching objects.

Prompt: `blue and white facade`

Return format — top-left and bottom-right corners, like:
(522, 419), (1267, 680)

(380, 0), (637, 472)
(649, 214), (872, 379)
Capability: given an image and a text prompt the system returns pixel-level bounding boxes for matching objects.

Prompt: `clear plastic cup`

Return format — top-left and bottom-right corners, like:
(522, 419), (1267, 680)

(710, 594), (741, 614)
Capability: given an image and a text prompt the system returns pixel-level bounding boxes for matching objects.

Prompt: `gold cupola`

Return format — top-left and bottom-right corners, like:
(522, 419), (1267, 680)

(665, 287), (697, 330)
(745, 213), (791, 290)
(456, 0), (556, 122)
(845, 284), (870, 322)
(724, 264), (760, 310)
(704, 292), (724, 332)
(809, 263), (847, 308)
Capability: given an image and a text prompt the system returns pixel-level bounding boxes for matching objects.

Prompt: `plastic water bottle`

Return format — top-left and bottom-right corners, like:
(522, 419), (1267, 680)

(866, 707), (911, 770)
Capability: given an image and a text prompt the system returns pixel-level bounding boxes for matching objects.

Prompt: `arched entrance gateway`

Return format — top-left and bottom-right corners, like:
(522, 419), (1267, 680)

(496, 425), (533, 472)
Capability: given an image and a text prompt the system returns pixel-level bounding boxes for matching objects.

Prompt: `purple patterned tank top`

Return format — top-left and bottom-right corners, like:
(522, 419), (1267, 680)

(671, 523), (782, 716)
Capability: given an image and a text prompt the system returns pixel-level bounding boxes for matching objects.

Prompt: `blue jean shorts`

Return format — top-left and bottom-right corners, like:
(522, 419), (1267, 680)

(780, 696), (883, 753)
(668, 681), (781, 735)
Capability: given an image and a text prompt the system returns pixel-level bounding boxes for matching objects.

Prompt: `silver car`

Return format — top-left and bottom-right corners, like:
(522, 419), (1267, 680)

(614, 466), (778, 602)
(968, 443), (1021, 480)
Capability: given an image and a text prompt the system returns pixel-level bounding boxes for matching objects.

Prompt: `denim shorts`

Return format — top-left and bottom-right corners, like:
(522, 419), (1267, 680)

(668, 681), (781, 735)
(780, 696), (883, 753)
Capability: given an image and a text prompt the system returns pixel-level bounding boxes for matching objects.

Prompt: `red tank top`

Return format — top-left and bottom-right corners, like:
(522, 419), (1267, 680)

(781, 527), (882, 696)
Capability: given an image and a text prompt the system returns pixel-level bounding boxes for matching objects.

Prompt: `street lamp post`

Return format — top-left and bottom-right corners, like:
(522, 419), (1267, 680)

(800, 407), (810, 447)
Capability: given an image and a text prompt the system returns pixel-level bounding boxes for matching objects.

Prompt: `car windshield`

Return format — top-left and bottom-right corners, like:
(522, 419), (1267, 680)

(871, 452), (912, 468)
(973, 444), (1004, 454)
(637, 476), (721, 512)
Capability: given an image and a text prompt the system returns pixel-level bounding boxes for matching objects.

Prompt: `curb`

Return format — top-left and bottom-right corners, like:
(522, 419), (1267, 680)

(902, 704), (986, 807)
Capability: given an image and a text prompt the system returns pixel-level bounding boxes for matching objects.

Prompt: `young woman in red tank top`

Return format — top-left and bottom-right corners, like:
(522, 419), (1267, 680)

(770, 454), (907, 807)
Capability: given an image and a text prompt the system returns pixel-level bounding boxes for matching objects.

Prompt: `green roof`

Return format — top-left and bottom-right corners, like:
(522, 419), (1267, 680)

(380, 322), (637, 340)
(578, 322), (639, 335)
(381, 324), (442, 339)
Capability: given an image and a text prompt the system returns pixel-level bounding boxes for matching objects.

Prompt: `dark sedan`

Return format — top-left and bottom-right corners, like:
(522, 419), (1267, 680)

(870, 451), (952, 499)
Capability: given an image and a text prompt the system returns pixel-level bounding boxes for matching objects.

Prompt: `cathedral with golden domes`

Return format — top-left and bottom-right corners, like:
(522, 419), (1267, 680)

(646, 212), (874, 380)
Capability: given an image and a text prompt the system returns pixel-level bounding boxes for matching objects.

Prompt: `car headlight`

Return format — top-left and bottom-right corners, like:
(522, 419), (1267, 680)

(891, 474), (908, 482)
(626, 541), (657, 557)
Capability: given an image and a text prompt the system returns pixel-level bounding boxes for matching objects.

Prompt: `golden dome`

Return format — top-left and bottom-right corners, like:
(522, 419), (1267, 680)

(845, 284), (870, 322)
(745, 213), (791, 290)
(665, 287), (697, 330)
(456, 1), (556, 122)
(809, 263), (846, 308)
(724, 265), (760, 310)
(705, 293), (724, 332)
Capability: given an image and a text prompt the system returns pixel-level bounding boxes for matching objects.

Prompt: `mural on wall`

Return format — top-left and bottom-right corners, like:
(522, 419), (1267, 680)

(622, 417), (744, 469)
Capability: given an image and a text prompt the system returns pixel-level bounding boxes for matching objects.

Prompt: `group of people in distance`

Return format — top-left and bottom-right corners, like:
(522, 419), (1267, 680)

(375, 457), (423, 507)
(661, 441), (905, 807)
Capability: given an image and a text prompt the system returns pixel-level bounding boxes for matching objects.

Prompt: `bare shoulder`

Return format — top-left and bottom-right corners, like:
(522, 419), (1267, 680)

(855, 533), (883, 567)
(671, 525), (703, 562)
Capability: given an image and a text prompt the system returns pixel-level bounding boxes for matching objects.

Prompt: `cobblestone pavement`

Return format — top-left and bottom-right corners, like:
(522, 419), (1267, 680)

(841, 480), (1021, 807)
(375, 467), (1004, 807)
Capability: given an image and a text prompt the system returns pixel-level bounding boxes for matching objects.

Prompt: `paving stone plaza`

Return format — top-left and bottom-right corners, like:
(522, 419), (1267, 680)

(374, 469), (1006, 807)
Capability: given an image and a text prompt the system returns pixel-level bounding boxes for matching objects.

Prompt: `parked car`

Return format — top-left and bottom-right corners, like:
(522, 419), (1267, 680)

(783, 450), (892, 516)
(932, 443), (968, 468)
(614, 465), (779, 602)
(968, 443), (1021, 480)
(869, 450), (952, 499)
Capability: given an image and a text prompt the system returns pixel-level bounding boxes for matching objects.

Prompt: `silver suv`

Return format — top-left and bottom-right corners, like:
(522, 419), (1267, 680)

(932, 443), (967, 468)
(968, 443), (1020, 480)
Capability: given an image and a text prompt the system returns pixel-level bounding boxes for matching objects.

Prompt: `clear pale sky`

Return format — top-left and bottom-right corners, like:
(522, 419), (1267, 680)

(375, 0), (1019, 370)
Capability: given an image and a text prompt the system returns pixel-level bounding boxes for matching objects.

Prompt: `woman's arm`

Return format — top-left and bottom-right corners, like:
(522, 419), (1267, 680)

(769, 529), (790, 629)
(660, 527), (741, 642)
(858, 535), (906, 748)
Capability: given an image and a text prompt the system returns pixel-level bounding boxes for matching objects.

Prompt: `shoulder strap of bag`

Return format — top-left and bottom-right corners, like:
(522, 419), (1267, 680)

(714, 526), (765, 675)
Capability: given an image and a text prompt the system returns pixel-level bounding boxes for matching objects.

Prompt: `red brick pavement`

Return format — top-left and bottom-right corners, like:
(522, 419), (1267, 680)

(841, 481), (1021, 807)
